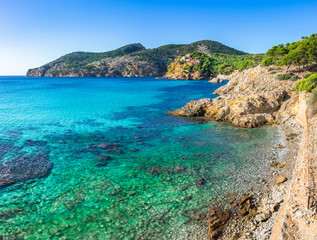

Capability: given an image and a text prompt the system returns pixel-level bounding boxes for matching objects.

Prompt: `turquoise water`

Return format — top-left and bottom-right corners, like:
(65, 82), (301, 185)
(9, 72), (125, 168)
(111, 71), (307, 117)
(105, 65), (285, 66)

(0, 77), (281, 239)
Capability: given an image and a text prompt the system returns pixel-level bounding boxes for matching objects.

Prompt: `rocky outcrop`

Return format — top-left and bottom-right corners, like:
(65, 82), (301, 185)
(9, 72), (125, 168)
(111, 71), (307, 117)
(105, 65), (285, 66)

(167, 98), (212, 116)
(168, 90), (288, 128)
(208, 72), (235, 83)
(208, 78), (223, 83)
(0, 154), (53, 188)
(168, 66), (302, 128)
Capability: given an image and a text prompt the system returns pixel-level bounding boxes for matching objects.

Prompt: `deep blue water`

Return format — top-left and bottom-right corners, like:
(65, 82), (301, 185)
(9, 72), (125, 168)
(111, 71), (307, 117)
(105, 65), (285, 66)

(0, 77), (281, 239)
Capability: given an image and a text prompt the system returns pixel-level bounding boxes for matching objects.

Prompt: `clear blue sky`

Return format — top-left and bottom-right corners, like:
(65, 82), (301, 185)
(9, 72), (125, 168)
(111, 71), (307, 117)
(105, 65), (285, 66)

(0, 0), (316, 75)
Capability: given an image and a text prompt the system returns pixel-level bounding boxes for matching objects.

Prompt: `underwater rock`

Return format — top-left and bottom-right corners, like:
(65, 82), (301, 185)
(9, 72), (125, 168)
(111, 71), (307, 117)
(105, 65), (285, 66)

(185, 195), (192, 200)
(193, 212), (207, 221)
(109, 187), (122, 196)
(96, 155), (112, 161)
(147, 165), (163, 175)
(169, 165), (186, 174)
(0, 154), (53, 188)
(196, 178), (207, 185)
(97, 143), (120, 149)
(237, 195), (252, 206)
(106, 147), (123, 154)
(88, 149), (101, 155)
(129, 149), (139, 152)
(24, 139), (47, 147)
(135, 230), (162, 240)
(0, 208), (23, 220)
(95, 155), (112, 167)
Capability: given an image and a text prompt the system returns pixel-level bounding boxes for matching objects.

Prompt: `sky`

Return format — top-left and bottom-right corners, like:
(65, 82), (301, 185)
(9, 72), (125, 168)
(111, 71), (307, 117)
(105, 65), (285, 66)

(0, 0), (316, 75)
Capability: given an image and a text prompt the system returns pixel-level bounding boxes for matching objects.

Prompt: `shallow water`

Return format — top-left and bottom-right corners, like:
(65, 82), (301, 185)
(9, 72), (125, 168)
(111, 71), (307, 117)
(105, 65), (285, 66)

(0, 77), (282, 239)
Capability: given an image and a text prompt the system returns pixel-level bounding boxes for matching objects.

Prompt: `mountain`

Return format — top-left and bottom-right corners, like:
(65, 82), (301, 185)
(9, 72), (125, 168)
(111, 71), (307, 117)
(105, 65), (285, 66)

(26, 40), (247, 77)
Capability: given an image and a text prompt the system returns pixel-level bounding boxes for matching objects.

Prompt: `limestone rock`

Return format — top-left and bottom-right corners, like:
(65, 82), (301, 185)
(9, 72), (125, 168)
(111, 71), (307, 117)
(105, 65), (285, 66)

(169, 89), (287, 128)
(208, 209), (231, 240)
(209, 78), (223, 83)
(276, 176), (287, 184)
(255, 212), (271, 222)
(167, 98), (212, 117)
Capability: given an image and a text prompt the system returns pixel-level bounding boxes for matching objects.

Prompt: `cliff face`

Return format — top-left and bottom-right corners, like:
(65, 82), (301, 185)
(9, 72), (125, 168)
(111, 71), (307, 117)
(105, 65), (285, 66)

(164, 56), (207, 80)
(26, 40), (246, 78)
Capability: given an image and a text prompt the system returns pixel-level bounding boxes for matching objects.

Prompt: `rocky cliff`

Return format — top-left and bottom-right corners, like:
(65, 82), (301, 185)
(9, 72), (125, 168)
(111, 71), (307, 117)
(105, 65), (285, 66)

(164, 55), (207, 80)
(27, 40), (246, 78)
(168, 65), (308, 128)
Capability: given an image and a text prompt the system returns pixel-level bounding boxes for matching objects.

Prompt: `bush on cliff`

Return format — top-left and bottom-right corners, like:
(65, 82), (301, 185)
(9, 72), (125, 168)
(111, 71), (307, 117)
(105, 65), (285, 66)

(294, 73), (317, 92)
(262, 33), (317, 68)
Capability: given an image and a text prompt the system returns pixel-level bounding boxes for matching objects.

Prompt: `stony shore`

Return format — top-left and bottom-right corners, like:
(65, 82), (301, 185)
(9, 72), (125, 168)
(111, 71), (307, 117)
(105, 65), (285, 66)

(168, 65), (317, 239)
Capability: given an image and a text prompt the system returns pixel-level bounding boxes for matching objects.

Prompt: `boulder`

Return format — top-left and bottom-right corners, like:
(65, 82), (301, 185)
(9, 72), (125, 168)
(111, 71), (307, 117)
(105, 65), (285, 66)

(196, 178), (207, 185)
(168, 98), (212, 117)
(255, 211), (271, 222)
(276, 176), (287, 184)
(209, 78), (223, 83)
(193, 212), (207, 220)
(208, 209), (231, 240)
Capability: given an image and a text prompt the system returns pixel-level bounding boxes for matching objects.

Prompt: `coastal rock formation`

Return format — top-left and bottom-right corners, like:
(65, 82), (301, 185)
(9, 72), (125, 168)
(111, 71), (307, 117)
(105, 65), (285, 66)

(168, 89), (288, 128)
(168, 66), (301, 128)
(208, 78), (223, 83)
(0, 154), (53, 188)
(208, 72), (235, 83)
(167, 98), (212, 116)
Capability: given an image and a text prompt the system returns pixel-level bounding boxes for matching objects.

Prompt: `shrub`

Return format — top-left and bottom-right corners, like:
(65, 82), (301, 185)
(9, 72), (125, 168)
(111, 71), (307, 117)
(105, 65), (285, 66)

(294, 73), (317, 92)
(304, 73), (312, 78)
(290, 75), (301, 81)
(277, 73), (293, 80)
(183, 64), (193, 72)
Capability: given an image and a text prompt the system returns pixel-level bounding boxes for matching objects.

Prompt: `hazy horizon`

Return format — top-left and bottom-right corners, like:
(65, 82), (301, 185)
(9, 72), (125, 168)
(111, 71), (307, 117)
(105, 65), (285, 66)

(1, 0), (316, 75)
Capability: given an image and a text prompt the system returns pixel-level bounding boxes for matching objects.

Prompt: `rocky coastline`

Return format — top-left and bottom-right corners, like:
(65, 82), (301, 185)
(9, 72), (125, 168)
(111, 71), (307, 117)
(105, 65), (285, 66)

(168, 65), (317, 239)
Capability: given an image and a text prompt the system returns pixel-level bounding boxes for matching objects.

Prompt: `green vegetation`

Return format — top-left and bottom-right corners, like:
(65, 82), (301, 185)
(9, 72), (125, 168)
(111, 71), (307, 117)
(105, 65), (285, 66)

(131, 40), (247, 73)
(45, 43), (145, 68)
(277, 73), (293, 80)
(37, 40), (247, 75)
(174, 52), (264, 76)
(294, 73), (317, 92)
(270, 71), (277, 74)
(304, 73), (312, 78)
(262, 33), (317, 68)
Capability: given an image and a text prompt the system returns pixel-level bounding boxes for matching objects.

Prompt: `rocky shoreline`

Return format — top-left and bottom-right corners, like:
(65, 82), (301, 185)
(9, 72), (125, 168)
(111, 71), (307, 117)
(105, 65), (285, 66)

(167, 65), (316, 239)
(168, 122), (303, 240)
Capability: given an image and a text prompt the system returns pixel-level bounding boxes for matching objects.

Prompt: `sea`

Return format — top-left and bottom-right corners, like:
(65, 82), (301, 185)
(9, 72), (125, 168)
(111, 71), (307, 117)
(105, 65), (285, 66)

(0, 76), (283, 239)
